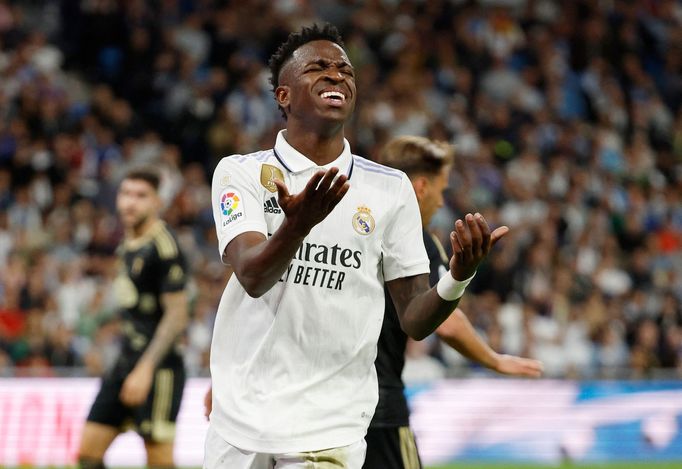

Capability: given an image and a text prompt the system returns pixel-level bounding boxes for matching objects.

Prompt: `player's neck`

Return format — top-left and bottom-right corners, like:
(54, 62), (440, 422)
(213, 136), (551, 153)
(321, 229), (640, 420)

(128, 216), (159, 241)
(284, 124), (345, 166)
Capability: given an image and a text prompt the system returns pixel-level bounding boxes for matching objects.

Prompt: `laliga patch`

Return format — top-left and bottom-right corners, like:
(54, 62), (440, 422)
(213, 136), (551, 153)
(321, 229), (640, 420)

(219, 188), (245, 230)
(260, 164), (285, 193)
(352, 205), (375, 235)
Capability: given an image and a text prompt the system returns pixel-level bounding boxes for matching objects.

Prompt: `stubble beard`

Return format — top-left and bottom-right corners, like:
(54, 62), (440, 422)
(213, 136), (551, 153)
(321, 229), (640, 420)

(120, 211), (150, 235)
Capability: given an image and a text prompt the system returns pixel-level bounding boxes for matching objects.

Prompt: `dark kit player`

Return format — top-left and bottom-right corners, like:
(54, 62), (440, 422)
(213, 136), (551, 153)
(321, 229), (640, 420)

(78, 168), (189, 469)
(364, 136), (543, 469)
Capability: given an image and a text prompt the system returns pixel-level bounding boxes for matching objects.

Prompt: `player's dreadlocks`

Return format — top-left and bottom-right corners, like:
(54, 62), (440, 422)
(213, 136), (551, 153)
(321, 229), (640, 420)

(268, 23), (345, 118)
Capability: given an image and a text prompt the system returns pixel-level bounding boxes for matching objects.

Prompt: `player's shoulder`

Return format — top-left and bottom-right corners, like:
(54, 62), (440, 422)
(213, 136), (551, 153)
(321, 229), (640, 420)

(151, 221), (182, 260)
(352, 155), (405, 179)
(350, 154), (407, 188)
(216, 150), (275, 171)
(213, 150), (279, 187)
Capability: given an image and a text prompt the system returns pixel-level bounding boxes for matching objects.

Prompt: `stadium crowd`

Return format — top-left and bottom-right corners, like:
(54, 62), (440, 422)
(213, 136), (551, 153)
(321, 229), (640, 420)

(0, 0), (681, 380)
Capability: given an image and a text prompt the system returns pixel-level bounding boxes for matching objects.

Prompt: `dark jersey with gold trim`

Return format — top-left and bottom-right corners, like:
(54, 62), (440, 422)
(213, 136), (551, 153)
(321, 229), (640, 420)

(370, 230), (448, 427)
(112, 221), (188, 370)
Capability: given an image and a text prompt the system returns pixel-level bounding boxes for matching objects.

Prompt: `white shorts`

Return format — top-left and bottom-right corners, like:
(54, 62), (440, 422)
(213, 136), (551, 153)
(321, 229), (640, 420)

(204, 425), (367, 469)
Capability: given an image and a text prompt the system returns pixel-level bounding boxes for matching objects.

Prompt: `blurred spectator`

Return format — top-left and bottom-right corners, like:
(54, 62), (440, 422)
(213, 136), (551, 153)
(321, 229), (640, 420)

(403, 336), (447, 384)
(0, 0), (680, 379)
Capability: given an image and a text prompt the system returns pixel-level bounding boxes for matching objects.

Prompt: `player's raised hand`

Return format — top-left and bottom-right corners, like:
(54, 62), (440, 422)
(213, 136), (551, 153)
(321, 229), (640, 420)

(494, 354), (544, 378)
(449, 212), (509, 280)
(274, 167), (349, 237)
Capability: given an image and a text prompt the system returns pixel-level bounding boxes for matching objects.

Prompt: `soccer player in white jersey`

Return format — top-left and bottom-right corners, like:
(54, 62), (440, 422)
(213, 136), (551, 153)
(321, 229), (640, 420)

(205, 24), (509, 469)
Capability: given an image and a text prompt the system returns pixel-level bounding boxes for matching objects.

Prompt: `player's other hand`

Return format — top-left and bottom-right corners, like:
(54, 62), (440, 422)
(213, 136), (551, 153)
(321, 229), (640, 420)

(274, 167), (349, 237)
(495, 354), (544, 378)
(449, 212), (509, 280)
(120, 361), (154, 407)
(204, 386), (212, 421)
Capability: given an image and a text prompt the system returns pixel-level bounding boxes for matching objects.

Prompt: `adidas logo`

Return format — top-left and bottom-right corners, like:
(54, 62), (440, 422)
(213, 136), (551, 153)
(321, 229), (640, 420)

(264, 197), (282, 214)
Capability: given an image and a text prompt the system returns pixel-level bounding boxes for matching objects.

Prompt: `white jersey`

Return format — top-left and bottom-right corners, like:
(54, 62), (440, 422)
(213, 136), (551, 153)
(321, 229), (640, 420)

(209, 130), (429, 453)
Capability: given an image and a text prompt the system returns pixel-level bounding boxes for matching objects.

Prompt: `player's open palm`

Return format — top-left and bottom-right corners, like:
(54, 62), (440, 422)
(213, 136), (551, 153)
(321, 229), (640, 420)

(449, 212), (509, 280)
(496, 354), (544, 378)
(275, 167), (349, 236)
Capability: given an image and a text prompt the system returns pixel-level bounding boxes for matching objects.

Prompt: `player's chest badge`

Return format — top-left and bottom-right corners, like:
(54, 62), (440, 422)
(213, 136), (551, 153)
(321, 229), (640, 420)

(352, 205), (375, 235)
(260, 164), (285, 193)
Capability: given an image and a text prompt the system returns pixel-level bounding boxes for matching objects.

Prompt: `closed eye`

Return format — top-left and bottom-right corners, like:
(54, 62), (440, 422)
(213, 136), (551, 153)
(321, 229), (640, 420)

(304, 60), (354, 77)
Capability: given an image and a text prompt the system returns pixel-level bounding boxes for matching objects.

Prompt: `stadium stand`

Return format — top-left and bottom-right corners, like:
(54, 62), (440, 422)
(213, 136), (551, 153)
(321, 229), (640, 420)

(0, 0), (680, 380)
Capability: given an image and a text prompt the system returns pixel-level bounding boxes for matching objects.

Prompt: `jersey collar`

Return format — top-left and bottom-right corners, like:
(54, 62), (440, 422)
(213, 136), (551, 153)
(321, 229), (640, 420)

(123, 219), (164, 251)
(273, 130), (354, 179)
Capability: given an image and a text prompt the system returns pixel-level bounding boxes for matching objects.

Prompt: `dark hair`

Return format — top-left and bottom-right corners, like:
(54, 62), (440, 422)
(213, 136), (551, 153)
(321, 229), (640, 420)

(124, 167), (160, 191)
(268, 23), (345, 116)
(379, 136), (454, 176)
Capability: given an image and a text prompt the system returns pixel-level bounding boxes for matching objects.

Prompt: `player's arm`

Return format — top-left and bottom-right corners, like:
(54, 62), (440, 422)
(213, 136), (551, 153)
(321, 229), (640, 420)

(120, 289), (188, 407)
(386, 273), (457, 340)
(225, 168), (348, 297)
(387, 213), (508, 340)
(140, 289), (189, 368)
(436, 308), (543, 377)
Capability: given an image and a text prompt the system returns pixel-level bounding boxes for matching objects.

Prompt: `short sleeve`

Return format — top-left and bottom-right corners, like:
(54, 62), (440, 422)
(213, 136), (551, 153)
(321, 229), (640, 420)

(159, 247), (189, 293)
(381, 174), (430, 281)
(211, 156), (268, 262)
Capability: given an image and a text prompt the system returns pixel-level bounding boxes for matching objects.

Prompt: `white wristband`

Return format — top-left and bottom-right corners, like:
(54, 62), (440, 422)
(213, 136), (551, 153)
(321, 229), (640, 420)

(436, 271), (476, 301)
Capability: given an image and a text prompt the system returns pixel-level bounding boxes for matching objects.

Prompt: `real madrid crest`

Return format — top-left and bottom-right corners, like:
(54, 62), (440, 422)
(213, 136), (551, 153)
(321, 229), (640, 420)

(260, 164), (285, 193)
(352, 205), (375, 235)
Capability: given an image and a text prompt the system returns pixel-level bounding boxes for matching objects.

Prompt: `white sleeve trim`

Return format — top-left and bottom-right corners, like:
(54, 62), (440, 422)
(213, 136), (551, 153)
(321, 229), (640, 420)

(383, 260), (430, 282)
(218, 221), (268, 265)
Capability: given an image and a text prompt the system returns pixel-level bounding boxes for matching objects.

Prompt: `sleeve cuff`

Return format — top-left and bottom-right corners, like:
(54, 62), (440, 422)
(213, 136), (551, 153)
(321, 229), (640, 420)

(383, 260), (430, 282)
(218, 221), (269, 265)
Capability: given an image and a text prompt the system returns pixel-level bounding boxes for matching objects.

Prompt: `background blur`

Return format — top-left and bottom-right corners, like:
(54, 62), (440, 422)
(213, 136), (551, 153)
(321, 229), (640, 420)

(0, 0), (681, 466)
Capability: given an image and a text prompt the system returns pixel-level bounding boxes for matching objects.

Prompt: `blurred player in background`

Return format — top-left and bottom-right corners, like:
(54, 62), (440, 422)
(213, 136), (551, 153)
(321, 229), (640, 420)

(205, 23), (508, 469)
(78, 168), (189, 469)
(363, 136), (544, 469)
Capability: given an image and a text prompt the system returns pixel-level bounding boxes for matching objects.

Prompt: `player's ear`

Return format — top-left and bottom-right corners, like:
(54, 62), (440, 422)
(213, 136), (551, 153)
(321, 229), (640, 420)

(153, 192), (163, 211)
(276, 85), (290, 109)
(412, 175), (429, 201)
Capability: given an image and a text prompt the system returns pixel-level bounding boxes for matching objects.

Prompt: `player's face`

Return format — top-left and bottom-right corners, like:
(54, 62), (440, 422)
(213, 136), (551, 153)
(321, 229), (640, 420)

(116, 178), (159, 231)
(277, 40), (356, 125)
(421, 166), (450, 227)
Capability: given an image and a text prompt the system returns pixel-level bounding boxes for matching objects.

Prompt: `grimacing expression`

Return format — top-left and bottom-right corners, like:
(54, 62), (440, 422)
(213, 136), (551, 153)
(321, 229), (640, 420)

(276, 40), (356, 123)
(116, 178), (159, 230)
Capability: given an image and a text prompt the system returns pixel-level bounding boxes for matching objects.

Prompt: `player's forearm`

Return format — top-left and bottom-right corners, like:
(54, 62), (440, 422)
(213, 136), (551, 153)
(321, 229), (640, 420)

(388, 275), (461, 340)
(138, 292), (188, 369)
(231, 219), (307, 297)
(436, 309), (499, 370)
(402, 288), (462, 340)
